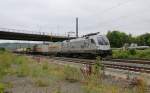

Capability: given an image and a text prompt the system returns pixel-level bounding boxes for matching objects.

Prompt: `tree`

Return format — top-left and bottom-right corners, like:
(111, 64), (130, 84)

(135, 33), (150, 46)
(107, 31), (150, 48)
(107, 31), (130, 48)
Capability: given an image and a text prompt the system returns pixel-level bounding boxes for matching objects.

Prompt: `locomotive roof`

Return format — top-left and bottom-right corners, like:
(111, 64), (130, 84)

(63, 34), (105, 42)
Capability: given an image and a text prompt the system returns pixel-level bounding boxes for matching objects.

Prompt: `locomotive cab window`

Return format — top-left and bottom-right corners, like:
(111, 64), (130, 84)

(97, 37), (109, 45)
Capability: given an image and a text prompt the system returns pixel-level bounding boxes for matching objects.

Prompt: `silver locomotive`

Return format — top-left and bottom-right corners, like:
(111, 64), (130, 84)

(57, 32), (112, 57)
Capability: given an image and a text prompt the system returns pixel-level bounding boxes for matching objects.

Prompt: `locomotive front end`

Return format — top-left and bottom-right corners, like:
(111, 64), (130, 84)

(95, 35), (112, 57)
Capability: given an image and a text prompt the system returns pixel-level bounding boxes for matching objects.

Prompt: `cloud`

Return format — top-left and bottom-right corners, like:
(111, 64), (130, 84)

(0, 0), (150, 38)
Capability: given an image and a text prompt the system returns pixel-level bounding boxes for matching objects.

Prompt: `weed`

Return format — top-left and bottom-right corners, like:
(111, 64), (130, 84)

(64, 65), (81, 82)
(13, 55), (26, 65)
(0, 52), (14, 78)
(31, 66), (42, 77)
(53, 86), (61, 93)
(42, 61), (49, 70)
(0, 83), (5, 93)
(93, 56), (104, 74)
(16, 62), (30, 77)
(0, 51), (147, 93)
(34, 77), (49, 87)
(129, 77), (147, 93)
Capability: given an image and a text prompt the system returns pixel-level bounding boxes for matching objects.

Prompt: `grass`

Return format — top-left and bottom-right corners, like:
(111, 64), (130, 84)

(0, 83), (5, 93)
(81, 57), (148, 93)
(0, 51), (81, 88)
(0, 51), (148, 93)
(83, 75), (147, 93)
(64, 65), (82, 82)
(113, 49), (150, 59)
(33, 77), (50, 87)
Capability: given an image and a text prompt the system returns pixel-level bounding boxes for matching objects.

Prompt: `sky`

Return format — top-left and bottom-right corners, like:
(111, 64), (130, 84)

(0, 0), (150, 39)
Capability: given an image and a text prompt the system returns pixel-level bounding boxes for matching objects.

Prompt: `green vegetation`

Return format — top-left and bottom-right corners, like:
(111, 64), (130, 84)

(0, 83), (5, 93)
(0, 48), (5, 52)
(0, 51), (82, 91)
(0, 51), (148, 93)
(82, 57), (147, 93)
(34, 77), (50, 87)
(113, 49), (150, 59)
(64, 65), (82, 82)
(107, 31), (150, 48)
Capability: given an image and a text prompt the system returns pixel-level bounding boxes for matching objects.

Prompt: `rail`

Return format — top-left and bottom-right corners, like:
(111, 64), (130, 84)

(46, 57), (150, 73)
(15, 52), (150, 74)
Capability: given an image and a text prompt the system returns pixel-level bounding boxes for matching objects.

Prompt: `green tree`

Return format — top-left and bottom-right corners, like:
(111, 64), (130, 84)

(107, 31), (130, 48)
(107, 30), (150, 47)
(135, 33), (150, 46)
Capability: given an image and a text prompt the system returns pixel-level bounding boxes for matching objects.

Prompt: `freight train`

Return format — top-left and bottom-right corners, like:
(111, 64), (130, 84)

(27, 32), (112, 58)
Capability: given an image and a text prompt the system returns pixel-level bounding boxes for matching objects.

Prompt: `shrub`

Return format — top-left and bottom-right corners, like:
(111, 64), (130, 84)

(0, 48), (5, 52)
(129, 49), (136, 55)
(114, 51), (129, 59)
(113, 49), (150, 59)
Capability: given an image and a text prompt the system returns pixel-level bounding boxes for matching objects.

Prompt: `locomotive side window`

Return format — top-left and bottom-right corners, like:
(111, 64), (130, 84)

(91, 39), (95, 44)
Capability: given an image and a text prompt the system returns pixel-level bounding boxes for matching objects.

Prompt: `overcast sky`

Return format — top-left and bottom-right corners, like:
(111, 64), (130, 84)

(0, 0), (150, 38)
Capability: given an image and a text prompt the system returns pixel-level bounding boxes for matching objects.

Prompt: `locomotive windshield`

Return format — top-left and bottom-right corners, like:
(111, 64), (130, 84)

(97, 36), (109, 45)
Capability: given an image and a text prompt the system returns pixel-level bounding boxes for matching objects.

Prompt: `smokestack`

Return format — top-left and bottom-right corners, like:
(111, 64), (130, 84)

(76, 17), (78, 38)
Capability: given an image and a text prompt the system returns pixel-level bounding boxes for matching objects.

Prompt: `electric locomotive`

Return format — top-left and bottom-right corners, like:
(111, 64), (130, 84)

(57, 32), (112, 58)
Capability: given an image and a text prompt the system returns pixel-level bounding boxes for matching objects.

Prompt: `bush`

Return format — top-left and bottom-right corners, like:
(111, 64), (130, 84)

(112, 49), (150, 59)
(129, 49), (136, 55)
(113, 50), (129, 59)
(0, 48), (5, 52)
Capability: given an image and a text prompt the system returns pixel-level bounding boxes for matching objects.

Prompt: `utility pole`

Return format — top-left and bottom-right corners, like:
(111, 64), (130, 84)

(76, 17), (78, 38)
(43, 32), (45, 44)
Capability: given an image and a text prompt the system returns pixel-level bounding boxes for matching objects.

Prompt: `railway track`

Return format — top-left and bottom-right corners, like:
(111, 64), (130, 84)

(104, 58), (150, 65)
(16, 53), (150, 74)
(49, 57), (150, 73)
